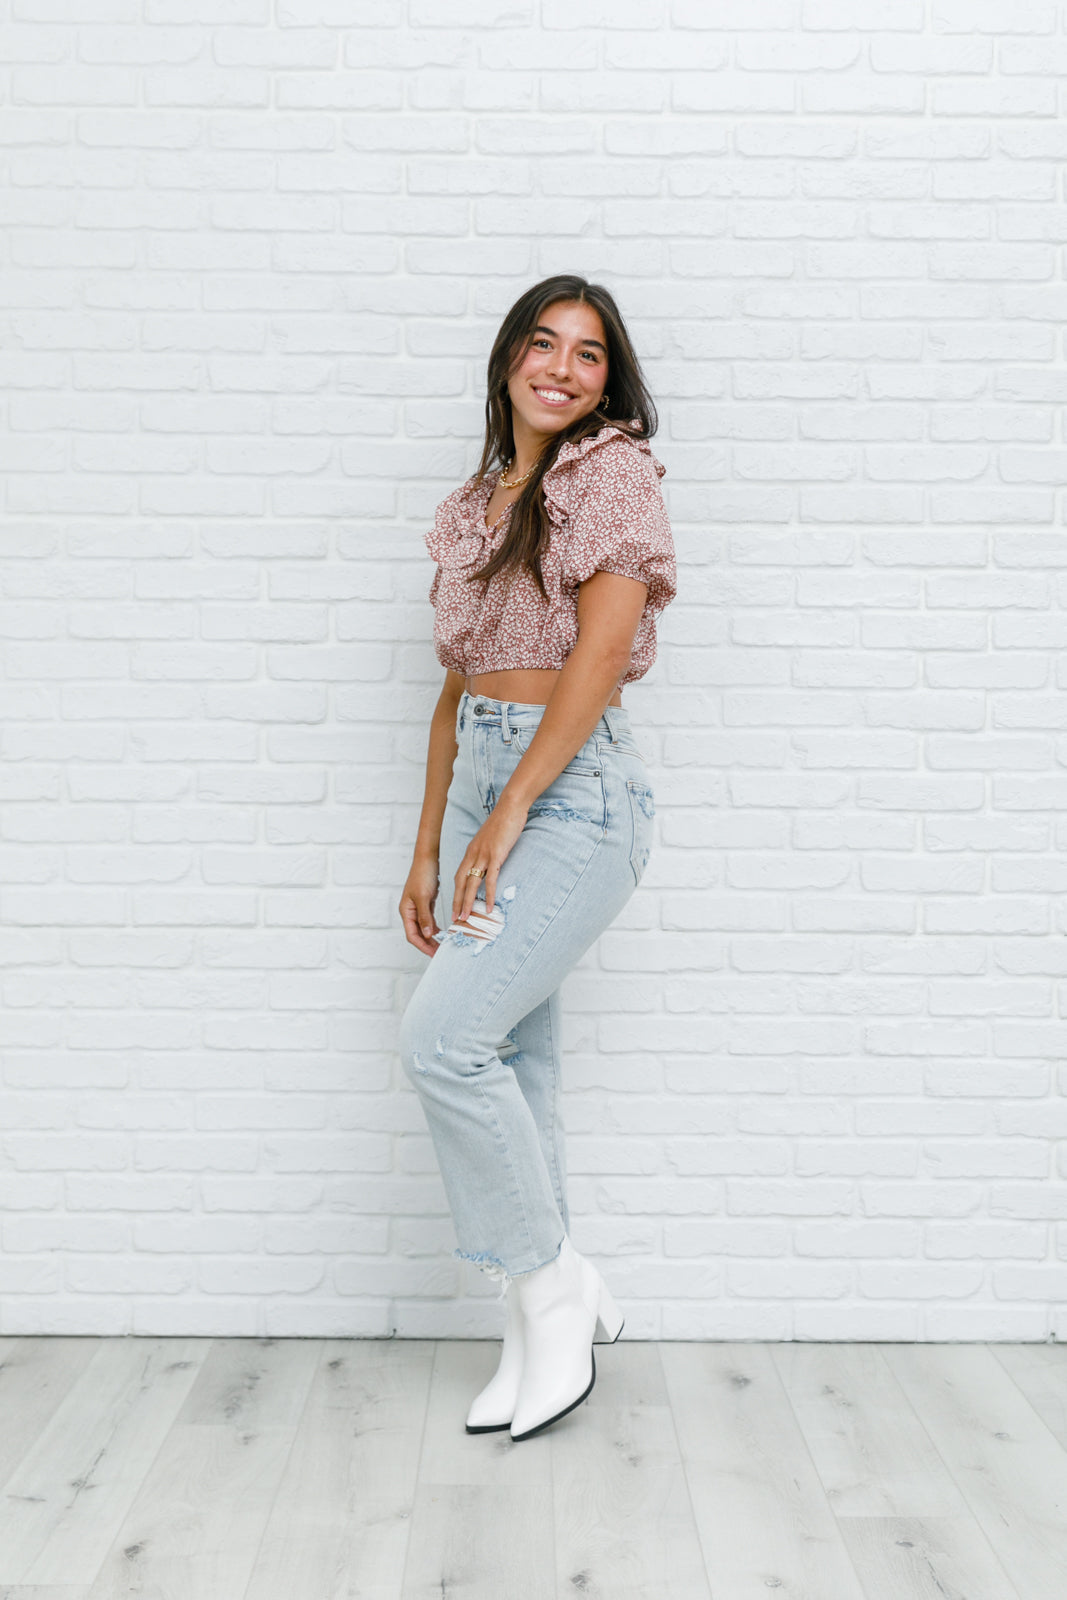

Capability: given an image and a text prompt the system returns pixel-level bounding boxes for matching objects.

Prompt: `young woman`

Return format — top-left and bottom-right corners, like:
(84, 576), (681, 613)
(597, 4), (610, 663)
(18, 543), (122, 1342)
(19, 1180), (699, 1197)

(398, 274), (676, 1442)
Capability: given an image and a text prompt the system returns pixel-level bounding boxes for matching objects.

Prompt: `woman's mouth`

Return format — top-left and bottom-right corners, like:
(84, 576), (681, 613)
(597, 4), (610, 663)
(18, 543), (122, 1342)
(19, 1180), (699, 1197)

(532, 386), (576, 407)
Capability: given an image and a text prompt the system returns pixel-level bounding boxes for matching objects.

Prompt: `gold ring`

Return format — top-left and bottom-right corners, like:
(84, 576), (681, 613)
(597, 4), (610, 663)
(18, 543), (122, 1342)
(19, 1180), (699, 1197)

(466, 867), (486, 878)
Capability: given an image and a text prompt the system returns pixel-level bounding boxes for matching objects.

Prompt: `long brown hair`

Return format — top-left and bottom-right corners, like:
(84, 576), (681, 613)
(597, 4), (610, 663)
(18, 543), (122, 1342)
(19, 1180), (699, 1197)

(467, 275), (658, 601)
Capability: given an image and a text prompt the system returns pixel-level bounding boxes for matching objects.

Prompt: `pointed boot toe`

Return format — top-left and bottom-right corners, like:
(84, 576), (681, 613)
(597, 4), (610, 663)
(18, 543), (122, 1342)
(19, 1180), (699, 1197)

(510, 1346), (597, 1442)
(465, 1282), (524, 1434)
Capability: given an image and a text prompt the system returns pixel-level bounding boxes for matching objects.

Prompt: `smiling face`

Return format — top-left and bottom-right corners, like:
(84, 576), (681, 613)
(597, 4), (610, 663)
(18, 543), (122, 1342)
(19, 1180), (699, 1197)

(506, 299), (609, 457)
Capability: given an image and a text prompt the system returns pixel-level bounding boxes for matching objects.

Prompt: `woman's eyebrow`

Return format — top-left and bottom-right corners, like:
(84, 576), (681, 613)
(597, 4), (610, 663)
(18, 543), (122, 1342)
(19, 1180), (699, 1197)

(533, 323), (607, 353)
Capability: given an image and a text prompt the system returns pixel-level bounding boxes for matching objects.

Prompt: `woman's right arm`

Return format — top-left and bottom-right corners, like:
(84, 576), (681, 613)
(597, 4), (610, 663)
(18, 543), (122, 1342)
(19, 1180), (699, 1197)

(398, 669), (466, 955)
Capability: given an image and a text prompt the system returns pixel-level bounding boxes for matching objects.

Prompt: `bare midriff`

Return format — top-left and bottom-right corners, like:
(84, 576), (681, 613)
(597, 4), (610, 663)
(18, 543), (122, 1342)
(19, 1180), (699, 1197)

(463, 669), (623, 709)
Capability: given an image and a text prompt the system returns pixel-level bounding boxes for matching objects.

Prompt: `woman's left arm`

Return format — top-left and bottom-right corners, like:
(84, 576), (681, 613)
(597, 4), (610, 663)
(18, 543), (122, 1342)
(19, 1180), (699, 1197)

(450, 570), (648, 927)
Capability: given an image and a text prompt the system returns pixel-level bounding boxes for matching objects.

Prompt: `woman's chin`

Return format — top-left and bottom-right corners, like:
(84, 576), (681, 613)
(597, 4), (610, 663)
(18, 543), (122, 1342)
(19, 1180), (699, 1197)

(513, 402), (595, 436)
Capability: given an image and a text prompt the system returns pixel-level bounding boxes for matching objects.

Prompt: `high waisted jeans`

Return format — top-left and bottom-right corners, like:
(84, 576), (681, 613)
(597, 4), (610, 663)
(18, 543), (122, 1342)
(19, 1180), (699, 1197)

(399, 690), (656, 1294)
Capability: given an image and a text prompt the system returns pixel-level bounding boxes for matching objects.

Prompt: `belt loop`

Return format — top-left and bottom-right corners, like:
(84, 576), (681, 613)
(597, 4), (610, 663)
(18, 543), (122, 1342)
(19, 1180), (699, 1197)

(603, 704), (620, 745)
(500, 700), (512, 744)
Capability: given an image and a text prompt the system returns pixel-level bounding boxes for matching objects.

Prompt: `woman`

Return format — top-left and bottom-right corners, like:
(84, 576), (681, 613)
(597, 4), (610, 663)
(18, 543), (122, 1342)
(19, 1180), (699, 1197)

(398, 274), (676, 1442)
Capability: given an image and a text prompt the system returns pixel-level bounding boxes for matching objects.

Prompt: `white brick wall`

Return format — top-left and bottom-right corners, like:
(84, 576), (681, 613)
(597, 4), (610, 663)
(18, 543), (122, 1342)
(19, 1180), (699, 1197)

(1, 3), (1065, 1342)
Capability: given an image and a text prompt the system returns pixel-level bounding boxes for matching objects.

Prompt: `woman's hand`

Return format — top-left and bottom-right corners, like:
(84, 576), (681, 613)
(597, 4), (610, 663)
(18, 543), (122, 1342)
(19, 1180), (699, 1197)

(452, 795), (529, 927)
(399, 854), (442, 957)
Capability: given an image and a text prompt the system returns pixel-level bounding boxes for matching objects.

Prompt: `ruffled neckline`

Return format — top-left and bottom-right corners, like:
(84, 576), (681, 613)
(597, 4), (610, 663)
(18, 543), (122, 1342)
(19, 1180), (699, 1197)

(430, 424), (665, 568)
(426, 469), (509, 571)
(458, 424), (663, 510)
(453, 466), (504, 528)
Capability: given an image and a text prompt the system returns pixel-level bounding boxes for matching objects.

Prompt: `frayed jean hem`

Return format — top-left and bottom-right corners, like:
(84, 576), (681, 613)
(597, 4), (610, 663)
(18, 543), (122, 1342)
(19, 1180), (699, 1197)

(454, 1237), (565, 1300)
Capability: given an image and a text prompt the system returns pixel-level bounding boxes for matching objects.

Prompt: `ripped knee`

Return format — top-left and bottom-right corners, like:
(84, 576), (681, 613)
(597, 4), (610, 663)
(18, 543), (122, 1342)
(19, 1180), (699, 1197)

(443, 884), (517, 949)
(447, 902), (505, 942)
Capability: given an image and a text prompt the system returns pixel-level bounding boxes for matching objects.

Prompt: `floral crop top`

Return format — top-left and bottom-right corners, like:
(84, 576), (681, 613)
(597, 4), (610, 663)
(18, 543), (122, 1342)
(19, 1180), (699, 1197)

(425, 424), (677, 689)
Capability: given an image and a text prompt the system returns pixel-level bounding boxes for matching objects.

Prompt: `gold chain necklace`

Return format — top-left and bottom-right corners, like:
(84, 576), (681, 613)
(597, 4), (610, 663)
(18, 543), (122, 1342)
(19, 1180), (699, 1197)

(498, 457), (537, 490)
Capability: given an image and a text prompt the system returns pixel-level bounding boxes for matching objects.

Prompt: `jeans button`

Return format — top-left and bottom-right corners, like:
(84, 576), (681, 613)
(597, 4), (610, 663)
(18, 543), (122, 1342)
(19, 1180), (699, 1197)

(474, 703), (485, 715)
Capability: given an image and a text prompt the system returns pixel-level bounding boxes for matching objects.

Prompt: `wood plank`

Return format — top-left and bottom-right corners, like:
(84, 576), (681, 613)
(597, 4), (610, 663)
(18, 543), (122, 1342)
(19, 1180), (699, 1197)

(402, 1341), (557, 1599)
(583, 1335), (671, 1411)
(0, 1340), (101, 1493)
(175, 1336), (321, 1429)
(662, 1342), (868, 1599)
(85, 1425), (295, 1600)
(0, 1334), (1060, 1600)
(553, 1343), (712, 1599)
(241, 1339), (434, 1600)
(771, 1342), (968, 1516)
(400, 1485), (555, 1600)
(993, 1342), (1067, 1451)
(834, 1515), (1024, 1600)
(0, 1339), (206, 1587)
(0, 1589), (91, 1599)
(884, 1342), (1067, 1600)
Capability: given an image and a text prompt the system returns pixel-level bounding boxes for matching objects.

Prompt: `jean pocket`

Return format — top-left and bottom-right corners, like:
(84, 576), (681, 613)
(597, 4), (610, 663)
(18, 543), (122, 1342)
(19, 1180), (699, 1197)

(625, 778), (655, 887)
(527, 759), (606, 829)
(512, 724), (599, 775)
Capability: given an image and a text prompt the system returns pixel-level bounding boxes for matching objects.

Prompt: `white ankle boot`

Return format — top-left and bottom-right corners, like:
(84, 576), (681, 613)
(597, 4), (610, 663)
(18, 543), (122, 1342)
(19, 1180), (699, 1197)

(509, 1235), (624, 1443)
(465, 1282), (525, 1433)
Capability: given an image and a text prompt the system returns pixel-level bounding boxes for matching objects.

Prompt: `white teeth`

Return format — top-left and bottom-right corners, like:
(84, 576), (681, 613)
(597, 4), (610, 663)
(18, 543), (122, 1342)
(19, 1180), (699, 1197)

(536, 388), (572, 402)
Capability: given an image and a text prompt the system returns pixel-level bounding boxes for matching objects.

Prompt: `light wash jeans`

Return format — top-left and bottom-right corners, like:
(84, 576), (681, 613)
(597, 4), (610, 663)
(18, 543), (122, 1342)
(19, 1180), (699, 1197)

(399, 690), (656, 1294)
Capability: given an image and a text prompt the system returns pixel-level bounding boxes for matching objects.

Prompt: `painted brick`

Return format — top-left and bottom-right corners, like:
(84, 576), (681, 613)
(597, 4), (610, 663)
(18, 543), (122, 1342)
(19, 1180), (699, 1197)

(0, 5), (1062, 1348)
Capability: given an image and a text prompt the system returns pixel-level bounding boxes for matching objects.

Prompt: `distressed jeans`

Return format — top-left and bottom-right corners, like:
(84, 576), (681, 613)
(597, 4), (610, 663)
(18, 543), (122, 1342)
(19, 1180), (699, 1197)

(399, 690), (656, 1294)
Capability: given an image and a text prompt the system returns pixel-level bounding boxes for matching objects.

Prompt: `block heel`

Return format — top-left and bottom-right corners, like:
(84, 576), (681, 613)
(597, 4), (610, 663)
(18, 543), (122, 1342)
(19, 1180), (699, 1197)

(593, 1277), (624, 1344)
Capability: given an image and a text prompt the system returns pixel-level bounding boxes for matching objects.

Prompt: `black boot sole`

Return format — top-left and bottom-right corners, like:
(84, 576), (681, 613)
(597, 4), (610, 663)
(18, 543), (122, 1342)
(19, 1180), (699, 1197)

(509, 1349), (597, 1443)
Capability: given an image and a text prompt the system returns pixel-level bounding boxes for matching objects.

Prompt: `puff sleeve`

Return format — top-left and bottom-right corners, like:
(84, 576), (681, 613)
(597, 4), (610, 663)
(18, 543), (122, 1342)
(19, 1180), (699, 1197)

(556, 434), (677, 618)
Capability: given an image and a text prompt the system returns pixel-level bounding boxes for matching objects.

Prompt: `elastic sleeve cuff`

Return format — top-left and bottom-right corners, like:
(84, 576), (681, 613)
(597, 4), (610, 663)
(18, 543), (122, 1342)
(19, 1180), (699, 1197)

(563, 538), (676, 616)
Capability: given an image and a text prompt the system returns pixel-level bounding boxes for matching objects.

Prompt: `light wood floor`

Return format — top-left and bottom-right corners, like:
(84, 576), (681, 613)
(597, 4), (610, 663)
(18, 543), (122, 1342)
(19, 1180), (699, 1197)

(0, 1334), (1064, 1598)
